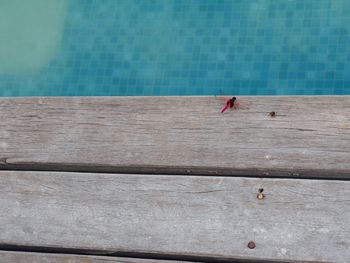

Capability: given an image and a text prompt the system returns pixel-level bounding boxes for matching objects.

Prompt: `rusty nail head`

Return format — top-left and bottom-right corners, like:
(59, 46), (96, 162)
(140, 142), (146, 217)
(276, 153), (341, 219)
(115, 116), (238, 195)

(248, 241), (256, 249)
(269, 111), (276, 117)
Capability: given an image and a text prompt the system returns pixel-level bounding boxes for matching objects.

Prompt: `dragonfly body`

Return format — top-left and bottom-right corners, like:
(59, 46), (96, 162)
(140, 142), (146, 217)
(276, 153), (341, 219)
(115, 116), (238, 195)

(221, 96), (237, 113)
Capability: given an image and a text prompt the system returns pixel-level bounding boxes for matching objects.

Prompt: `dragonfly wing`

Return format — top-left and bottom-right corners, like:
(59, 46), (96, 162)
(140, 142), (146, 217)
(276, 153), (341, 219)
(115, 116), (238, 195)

(235, 100), (250, 109)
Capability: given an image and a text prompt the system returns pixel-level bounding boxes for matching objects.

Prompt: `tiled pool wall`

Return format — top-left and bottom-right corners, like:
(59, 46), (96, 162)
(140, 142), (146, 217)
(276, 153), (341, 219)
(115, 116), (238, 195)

(1, 0), (350, 96)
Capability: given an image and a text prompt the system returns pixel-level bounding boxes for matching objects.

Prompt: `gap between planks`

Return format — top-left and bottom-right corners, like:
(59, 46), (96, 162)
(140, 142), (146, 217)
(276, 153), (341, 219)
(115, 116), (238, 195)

(0, 250), (192, 263)
(1, 165), (350, 181)
(0, 249), (321, 263)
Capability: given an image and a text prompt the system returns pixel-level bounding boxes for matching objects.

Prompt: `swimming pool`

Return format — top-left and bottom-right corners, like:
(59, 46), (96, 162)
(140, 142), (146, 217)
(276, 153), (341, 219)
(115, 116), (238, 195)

(1, 0), (350, 96)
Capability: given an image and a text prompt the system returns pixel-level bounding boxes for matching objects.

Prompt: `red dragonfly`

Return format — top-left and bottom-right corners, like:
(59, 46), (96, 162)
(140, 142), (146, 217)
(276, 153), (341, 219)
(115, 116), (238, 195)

(218, 96), (248, 113)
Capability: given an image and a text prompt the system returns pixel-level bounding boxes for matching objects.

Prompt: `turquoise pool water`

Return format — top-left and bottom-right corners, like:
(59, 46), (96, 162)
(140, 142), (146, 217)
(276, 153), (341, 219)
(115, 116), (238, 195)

(1, 0), (350, 96)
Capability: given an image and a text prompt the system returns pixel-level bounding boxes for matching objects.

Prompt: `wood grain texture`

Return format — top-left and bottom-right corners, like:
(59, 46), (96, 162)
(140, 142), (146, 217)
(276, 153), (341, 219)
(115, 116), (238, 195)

(0, 96), (349, 178)
(0, 251), (185, 263)
(0, 171), (348, 263)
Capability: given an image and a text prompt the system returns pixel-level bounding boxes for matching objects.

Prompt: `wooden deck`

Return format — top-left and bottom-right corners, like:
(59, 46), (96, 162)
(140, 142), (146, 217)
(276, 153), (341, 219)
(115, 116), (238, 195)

(0, 96), (349, 263)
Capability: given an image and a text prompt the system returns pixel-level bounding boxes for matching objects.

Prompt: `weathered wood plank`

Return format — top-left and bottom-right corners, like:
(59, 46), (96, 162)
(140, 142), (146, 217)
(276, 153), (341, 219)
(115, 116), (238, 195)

(0, 171), (348, 262)
(0, 96), (349, 178)
(0, 251), (186, 263)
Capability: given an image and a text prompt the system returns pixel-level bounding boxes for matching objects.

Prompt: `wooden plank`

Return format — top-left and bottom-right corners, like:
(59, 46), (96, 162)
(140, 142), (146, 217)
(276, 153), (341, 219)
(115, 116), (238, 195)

(0, 251), (185, 263)
(0, 96), (349, 178)
(0, 171), (348, 263)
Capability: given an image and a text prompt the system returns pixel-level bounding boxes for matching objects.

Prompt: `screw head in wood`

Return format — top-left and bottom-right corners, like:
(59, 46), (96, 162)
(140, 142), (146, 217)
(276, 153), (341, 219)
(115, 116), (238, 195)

(269, 111), (276, 117)
(257, 188), (265, 200)
(248, 241), (256, 249)
(257, 193), (265, 200)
